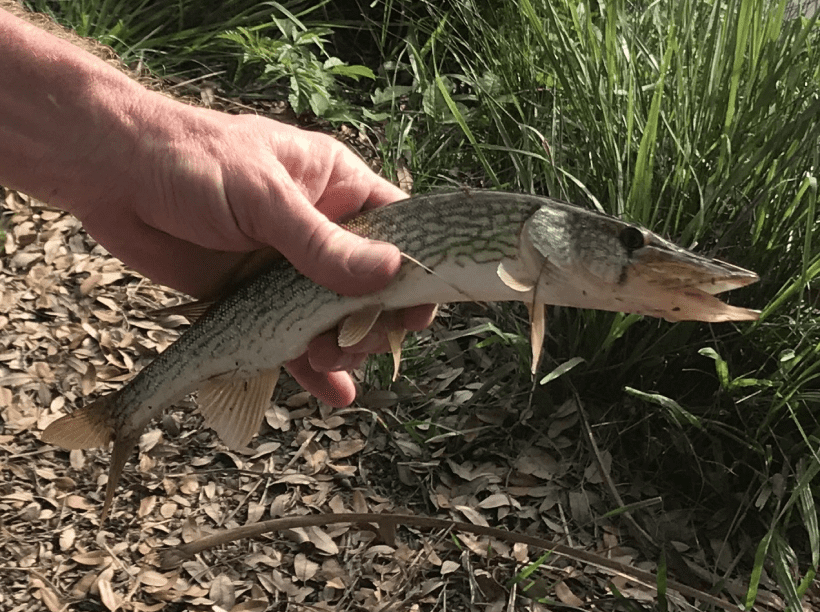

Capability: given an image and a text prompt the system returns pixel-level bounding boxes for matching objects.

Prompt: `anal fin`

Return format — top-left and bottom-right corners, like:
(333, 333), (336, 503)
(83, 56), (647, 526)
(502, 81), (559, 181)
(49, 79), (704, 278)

(197, 368), (281, 450)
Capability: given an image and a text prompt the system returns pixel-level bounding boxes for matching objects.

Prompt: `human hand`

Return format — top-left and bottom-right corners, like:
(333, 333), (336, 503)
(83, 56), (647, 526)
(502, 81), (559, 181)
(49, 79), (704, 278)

(73, 101), (435, 406)
(0, 5), (434, 406)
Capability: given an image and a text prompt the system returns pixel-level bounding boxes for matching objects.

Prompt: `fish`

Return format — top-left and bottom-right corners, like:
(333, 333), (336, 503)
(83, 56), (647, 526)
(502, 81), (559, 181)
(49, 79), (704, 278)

(41, 190), (760, 519)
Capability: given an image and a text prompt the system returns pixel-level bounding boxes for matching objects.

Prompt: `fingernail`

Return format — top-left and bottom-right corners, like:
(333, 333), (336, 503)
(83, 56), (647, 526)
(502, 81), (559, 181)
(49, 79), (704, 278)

(342, 332), (381, 354)
(329, 353), (363, 372)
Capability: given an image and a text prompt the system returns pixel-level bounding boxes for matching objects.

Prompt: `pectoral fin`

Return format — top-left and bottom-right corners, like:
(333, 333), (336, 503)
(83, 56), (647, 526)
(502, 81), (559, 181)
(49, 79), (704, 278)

(339, 307), (408, 380)
(198, 368), (281, 449)
(497, 261), (535, 292)
(338, 305), (383, 348)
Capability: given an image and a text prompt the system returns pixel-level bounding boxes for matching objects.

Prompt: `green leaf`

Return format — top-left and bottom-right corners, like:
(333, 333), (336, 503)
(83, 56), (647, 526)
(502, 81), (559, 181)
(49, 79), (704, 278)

(328, 63), (376, 81)
(539, 357), (586, 385)
(624, 387), (703, 429)
(434, 75), (499, 184)
(698, 347), (729, 388)
(627, 25), (677, 223)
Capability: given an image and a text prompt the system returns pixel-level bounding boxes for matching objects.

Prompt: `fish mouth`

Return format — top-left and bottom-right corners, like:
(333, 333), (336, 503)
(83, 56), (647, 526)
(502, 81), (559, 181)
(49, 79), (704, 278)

(629, 251), (760, 322)
(687, 260), (760, 296)
(659, 286), (759, 322)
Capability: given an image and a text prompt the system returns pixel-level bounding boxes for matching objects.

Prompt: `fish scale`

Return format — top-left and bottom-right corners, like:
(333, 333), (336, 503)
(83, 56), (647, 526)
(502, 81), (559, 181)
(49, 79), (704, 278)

(41, 189), (759, 519)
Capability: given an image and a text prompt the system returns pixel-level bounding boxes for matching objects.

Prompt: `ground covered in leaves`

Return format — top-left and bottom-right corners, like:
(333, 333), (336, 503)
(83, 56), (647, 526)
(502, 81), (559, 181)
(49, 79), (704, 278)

(0, 186), (797, 612)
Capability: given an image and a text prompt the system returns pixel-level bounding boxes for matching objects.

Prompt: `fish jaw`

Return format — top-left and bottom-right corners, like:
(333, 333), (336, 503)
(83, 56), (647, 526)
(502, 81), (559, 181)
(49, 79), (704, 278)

(525, 260), (760, 323)
(572, 274), (761, 322)
(521, 203), (759, 322)
(620, 243), (759, 321)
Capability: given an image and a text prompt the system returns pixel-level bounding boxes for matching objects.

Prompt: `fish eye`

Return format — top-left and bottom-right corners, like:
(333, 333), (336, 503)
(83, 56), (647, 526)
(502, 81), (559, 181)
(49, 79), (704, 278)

(619, 226), (646, 251)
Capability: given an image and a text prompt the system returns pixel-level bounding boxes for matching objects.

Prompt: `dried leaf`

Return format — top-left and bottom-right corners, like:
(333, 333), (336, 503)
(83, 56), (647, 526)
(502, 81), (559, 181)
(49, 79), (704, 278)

(455, 505), (489, 527)
(181, 517), (202, 543)
(555, 581), (584, 607)
(66, 494), (94, 510)
(440, 560), (459, 575)
(477, 493), (512, 510)
(160, 502), (178, 518)
(209, 574), (236, 610)
(584, 450), (612, 484)
(135, 496), (156, 518)
(285, 391), (311, 407)
(179, 474), (199, 495)
(72, 550), (110, 566)
(71, 571), (98, 598)
(293, 553), (319, 582)
(514, 447), (558, 480)
(329, 438), (365, 459)
(569, 490), (592, 525)
(59, 526), (76, 550)
(139, 570), (171, 588)
(305, 526), (339, 555)
(97, 576), (122, 611)
(246, 501), (265, 525)
(38, 585), (65, 612)
(230, 600), (269, 612)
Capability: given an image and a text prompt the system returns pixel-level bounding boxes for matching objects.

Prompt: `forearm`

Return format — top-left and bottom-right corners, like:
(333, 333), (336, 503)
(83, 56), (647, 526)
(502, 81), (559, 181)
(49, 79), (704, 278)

(0, 6), (164, 216)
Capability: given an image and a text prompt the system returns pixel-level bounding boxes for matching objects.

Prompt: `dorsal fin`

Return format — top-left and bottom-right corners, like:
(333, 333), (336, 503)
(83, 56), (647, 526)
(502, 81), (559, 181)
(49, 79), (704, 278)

(149, 300), (215, 322)
(197, 369), (281, 449)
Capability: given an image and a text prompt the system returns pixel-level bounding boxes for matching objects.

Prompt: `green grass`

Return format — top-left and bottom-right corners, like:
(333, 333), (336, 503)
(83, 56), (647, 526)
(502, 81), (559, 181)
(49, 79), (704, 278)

(367, 5), (820, 606)
(25, 0), (820, 608)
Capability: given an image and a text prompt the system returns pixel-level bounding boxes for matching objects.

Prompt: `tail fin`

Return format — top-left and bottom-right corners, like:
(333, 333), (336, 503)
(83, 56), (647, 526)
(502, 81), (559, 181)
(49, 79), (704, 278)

(42, 394), (117, 449)
(42, 392), (137, 520)
(102, 430), (141, 521)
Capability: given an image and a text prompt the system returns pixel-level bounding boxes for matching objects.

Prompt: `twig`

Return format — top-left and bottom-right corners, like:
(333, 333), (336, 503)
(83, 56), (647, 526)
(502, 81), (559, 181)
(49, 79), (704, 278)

(573, 390), (657, 551)
(160, 512), (778, 611)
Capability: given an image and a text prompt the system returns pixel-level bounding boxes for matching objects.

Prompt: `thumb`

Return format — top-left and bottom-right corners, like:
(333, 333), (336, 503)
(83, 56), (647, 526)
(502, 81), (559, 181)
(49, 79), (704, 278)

(275, 205), (401, 297)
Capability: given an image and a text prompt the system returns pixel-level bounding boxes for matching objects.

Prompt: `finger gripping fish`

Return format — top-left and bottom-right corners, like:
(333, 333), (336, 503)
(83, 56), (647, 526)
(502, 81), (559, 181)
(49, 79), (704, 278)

(42, 190), (759, 519)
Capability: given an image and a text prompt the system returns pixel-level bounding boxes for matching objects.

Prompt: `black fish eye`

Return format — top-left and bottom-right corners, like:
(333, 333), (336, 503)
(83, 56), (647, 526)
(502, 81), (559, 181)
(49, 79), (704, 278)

(619, 226), (646, 251)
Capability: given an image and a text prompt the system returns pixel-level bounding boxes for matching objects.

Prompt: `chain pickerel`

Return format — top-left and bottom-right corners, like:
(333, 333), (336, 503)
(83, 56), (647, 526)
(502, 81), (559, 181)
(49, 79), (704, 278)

(42, 190), (759, 518)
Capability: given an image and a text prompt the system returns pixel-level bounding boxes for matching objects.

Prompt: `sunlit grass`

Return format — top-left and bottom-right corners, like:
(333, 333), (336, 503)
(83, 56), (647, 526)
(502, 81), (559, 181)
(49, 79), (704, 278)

(372, 2), (820, 606)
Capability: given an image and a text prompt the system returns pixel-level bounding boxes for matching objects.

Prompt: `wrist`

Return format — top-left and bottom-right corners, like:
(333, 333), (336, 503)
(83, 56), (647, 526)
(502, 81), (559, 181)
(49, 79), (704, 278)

(0, 8), (161, 217)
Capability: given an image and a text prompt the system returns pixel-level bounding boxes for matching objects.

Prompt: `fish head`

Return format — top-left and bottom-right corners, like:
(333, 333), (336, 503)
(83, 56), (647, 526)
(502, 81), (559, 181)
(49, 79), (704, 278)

(521, 203), (759, 322)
